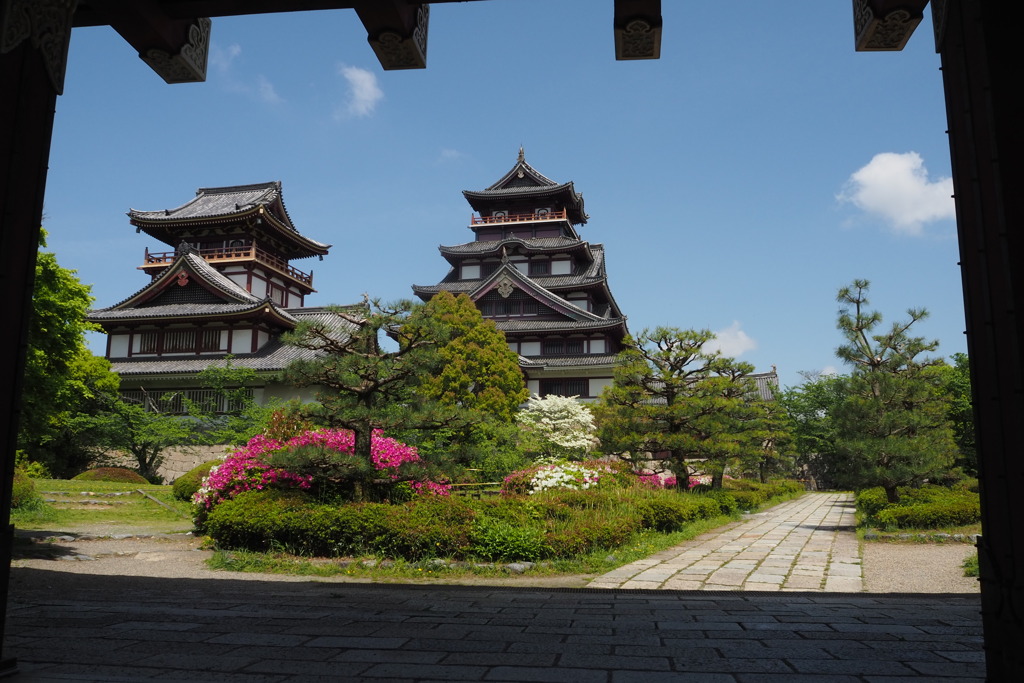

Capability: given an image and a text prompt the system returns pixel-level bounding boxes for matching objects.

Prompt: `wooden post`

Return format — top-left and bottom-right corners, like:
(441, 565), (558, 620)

(0, 0), (76, 672)
(938, 1), (1024, 679)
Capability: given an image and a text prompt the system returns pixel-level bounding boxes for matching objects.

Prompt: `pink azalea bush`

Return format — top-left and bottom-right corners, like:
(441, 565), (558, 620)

(194, 428), (444, 516)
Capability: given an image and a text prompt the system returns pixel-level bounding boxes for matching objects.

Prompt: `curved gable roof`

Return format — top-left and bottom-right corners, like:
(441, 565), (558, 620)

(129, 181), (330, 257)
(462, 149), (588, 225)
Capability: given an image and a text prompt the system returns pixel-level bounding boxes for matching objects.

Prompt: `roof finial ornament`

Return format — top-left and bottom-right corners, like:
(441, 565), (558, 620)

(501, 245), (509, 263)
(518, 146), (525, 163)
(175, 240), (196, 256)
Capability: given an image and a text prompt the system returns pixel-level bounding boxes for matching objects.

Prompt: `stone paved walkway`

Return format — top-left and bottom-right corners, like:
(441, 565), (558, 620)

(589, 493), (862, 592)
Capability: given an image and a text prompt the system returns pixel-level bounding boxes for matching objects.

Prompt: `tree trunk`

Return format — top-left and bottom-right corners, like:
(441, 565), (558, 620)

(884, 484), (900, 504)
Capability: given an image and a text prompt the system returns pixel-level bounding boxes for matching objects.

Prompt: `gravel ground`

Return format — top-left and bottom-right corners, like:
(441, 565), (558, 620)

(862, 540), (979, 593)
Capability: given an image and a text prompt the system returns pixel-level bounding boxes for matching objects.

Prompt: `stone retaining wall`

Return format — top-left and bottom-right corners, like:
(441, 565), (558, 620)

(102, 445), (232, 483)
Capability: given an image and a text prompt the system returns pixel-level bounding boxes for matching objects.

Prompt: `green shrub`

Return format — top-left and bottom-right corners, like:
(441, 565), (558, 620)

(14, 452), (50, 479)
(875, 497), (981, 529)
(11, 470), (42, 509)
(634, 496), (703, 532)
(72, 467), (148, 484)
(726, 489), (767, 511)
(376, 496), (475, 560)
(545, 516), (639, 557)
(205, 489), (312, 550)
(172, 460), (223, 501)
(698, 490), (739, 516)
(470, 518), (546, 561)
(856, 487), (890, 518)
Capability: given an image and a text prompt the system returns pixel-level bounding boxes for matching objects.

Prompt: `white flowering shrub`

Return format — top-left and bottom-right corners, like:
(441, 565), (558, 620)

(517, 394), (598, 459)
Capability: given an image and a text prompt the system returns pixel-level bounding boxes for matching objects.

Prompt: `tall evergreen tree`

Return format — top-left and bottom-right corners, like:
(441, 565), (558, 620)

(403, 292), (527, 421)
(283, 299), (442, 465)
(830, 280), (957, 502)
(595, 327), (763, 488)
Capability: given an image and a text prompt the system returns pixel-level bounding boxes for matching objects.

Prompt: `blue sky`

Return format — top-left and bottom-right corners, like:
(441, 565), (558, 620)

(42, 1), (963, 390)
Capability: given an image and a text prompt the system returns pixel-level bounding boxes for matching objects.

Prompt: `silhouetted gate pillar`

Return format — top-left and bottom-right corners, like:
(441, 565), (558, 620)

(939, 1), (1024, 679)
(0, 0), (76, 673)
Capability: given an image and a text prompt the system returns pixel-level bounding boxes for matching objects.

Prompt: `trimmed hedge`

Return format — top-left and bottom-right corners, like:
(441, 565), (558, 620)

(204, 485), (748, 562)
(72, 467), (148, 483)
(875, 498), (981, 529)
(172, 460), (223, 501)
(857, 484), (981, 529)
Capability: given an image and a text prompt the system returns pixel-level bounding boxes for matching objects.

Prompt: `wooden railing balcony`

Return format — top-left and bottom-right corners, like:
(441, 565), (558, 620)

(141, 245), (314, 287)
(470, 209), (567, 226)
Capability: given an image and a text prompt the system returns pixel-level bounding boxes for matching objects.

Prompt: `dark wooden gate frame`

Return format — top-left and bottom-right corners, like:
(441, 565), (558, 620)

(1, 1), (1020, 679)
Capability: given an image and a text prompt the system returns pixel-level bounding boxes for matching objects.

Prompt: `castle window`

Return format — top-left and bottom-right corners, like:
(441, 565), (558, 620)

(164, 329), (196, 352)
(529, 260), (550, 276)
(540, 378), (589, 398)
(139, 332), (158, 354)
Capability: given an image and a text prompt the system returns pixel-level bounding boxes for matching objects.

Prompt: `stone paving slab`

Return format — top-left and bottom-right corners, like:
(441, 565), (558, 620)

(589, 493), (863, 592)
(5, 568), (982, 681)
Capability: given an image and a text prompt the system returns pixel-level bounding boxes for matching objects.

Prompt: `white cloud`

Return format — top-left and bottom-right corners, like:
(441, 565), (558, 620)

(210, 43), (241, 74)
(209, 44), (283, 105)
(338, 65), (383, 118)
(820, 365), (838, 376)
(437, 148), (466, 164)
(256, 75), (282, 105)
(838, 151), (955, 236)
(704, 321), (758, 358)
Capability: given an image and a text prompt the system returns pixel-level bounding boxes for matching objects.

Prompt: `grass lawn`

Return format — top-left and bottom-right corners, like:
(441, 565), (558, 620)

(11, 478), (194, 534)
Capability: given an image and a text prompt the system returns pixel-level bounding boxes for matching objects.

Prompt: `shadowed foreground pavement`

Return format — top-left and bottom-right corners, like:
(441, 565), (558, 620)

(5, 569), (983, 681)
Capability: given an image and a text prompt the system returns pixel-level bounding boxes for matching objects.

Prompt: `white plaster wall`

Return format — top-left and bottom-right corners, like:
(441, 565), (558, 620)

(526, 379), (540, 395)
(590, 338), (606, 354)
(589, 377), (613, 397)
(232, 329), (252, 353)
(461, 264), (480, 279)
(109, 334), (130, 358)
(551, 260), (571, 275)
(521, 341), (541, 356)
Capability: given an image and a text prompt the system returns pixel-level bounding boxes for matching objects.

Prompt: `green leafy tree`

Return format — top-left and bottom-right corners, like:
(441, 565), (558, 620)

(187, 357), (274, 446)
(89, 395), (197, 483)
(778, 371), (848, 487)
(934, 352), (977, 475)
(595, 327), (764, 488)
(830, 280), (958, 502)
(18, 231), (122, 475)
(736, 389), (797, 483)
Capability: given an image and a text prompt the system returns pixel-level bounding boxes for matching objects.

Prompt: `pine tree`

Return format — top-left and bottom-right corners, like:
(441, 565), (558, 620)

(595, 327), (763, 488)
(830, 280), (957, 502)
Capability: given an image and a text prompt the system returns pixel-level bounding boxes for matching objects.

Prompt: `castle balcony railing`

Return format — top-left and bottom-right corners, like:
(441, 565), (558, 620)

(470, 209), (567, 225)
(140, 245), (314, 287)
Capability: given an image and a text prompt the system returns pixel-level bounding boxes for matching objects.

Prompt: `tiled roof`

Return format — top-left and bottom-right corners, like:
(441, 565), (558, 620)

(440, 236), (584, 255)
(462, 151), (588, 225)
(89, 302), (292, 322)
(494, 318), (628, 332)
(128, 181), (330, 253)
(109, 307), (359, 378)
(519, 354), (622, 369)
(416, 243), (609, 292)
(131, 182), (280, 223)
(91, 250), (260, 311)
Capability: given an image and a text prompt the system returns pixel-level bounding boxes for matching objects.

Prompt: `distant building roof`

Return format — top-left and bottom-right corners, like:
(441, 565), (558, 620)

(128, 181), (330, 259)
